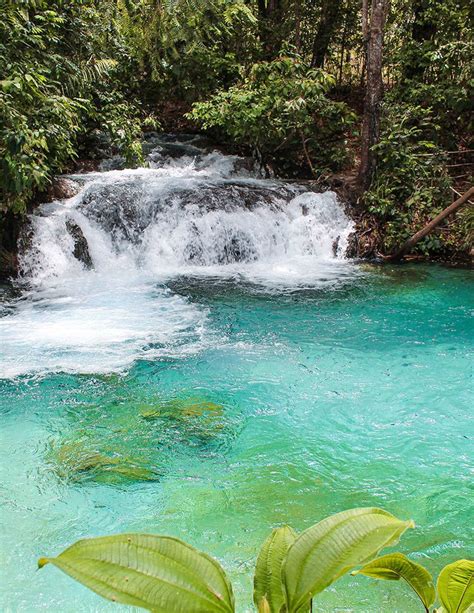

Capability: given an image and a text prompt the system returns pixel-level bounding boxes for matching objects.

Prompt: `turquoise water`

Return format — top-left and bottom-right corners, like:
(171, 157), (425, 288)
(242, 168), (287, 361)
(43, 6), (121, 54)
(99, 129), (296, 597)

(0, 264), (473, 612)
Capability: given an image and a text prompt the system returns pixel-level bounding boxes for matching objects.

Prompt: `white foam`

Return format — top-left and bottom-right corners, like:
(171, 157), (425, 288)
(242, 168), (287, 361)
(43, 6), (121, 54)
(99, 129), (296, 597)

(0, 273), (208, 378)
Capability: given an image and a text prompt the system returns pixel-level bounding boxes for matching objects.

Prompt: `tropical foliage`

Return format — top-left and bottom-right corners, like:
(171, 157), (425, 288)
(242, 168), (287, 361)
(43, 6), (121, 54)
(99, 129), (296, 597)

(121, 0), (259, 101)
(364, 104), (453, 255)
(38, 507), (474, 612)
(189, 54), (356, 176)
(1, 0), (472, 261)
(0, 0), (143, 214)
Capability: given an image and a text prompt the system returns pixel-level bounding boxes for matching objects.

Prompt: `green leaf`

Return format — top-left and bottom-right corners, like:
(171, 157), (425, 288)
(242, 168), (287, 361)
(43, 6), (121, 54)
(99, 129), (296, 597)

(38, 533), (235, 613)
(353, 552), (435, 611)
(254, 526), (297, 613)
(437, 559), (474, 613)
(281, 507), (414, 612)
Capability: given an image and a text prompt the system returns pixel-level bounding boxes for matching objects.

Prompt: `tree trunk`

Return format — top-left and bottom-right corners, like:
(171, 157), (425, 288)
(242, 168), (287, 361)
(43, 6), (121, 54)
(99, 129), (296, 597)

(310, 0), (344, 68)
(358, 0), (388, 191)
(295, 0), (301, 52)
(360, 0), (369, 84)
(361, 0), (369, 42)
(387, 187), (474, 260)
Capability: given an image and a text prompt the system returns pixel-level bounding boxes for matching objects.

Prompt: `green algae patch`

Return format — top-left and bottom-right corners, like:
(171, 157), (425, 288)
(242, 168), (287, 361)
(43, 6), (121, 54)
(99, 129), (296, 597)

(47, 439), (161, 485)
(140, 398), (227, 447)
(140, 398), (224, 424)
(44, 395), (236, 486)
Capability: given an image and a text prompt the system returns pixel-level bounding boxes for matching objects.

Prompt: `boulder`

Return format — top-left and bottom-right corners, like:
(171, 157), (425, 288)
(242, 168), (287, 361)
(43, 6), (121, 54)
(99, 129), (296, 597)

(65, 220), (93, 269)
(48, 177), (81, 201)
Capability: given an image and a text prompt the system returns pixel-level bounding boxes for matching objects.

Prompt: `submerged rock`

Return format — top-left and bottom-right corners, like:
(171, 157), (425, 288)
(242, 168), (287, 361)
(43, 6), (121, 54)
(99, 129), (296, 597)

(48, 440), (161, 485)
(65, 220), (93, 269)
(141, 399), (223, 420)
(140, 398), (227, 447)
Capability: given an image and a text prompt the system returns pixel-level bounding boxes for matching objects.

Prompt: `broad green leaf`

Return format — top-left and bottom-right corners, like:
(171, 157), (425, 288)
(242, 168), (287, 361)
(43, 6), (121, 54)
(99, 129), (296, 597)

(353, 552), (435, 611)
(254, 526), (297, 613)
(437, 559), (474, 613)
(282, 507), (414, 612)
(39, 533), (234, 613)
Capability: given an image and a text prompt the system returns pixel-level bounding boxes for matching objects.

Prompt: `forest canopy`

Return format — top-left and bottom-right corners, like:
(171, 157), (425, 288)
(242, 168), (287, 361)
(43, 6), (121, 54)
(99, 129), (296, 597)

(0, 0), (473, 261)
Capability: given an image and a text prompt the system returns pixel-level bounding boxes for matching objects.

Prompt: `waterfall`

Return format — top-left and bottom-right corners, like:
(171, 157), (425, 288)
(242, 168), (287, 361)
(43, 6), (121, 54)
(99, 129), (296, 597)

(2, 136), (355, 378)
(20, 139), (353, 282)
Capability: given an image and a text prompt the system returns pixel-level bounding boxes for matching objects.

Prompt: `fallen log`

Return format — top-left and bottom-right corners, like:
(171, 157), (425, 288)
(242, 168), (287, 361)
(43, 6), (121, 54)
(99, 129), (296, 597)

(385, 186), (474, 261)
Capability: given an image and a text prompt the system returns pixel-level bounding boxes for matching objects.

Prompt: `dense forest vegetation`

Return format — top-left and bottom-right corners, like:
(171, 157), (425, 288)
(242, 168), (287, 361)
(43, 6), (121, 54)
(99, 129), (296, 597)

(1, 0), (473, 276)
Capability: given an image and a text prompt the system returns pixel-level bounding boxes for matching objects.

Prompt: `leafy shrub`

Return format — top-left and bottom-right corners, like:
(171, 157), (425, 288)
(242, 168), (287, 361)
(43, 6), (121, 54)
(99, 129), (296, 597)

(364, 104), (458, 256)
(82, 97), (146, 167)
(396, 5), (474, 150)
(0, 0), (145, 215)
(0, 81), (84, 213)
(38, 506), (474, 612)
(188, 54), (356, 176)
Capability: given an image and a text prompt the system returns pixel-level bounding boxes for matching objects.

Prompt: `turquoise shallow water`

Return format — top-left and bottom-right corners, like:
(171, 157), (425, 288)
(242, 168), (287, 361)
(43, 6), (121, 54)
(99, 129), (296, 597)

(0, 264), (473, 612)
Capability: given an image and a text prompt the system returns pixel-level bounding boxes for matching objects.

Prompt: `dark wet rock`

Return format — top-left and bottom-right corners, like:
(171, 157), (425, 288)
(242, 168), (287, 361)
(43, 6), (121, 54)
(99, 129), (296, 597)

(74, 159), (101, 173)
(78, 179), (303, 245)
(78, 179), (151, 243)
(222, 233), (258, 264)
(47, 177), (81, 201)
(0, 248), (18, 281)
(174, 182), (302, 213)
(143, 132), (210, 160)
(65, 220), (93, 269)
(17, 219), (34, 254)
(147, 141), (203, 159)
(4, 214), (31, 280)
(232, 157), (258, 175)
(98, 155), (127, 172)
(345, 231), (359, 258)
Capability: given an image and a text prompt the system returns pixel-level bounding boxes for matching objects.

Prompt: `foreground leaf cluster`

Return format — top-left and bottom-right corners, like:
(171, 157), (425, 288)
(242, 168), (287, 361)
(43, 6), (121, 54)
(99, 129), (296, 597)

(39, 506), (473, 612)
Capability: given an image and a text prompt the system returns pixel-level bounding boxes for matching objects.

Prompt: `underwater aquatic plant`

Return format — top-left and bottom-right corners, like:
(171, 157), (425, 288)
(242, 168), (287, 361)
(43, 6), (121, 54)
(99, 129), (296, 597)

(46, 395), (236, 485)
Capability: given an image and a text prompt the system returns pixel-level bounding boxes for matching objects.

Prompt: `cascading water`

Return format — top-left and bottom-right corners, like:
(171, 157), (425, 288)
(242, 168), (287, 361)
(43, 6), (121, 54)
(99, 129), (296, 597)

(2, 135), (354, 378)
(21, 146), (353, 281)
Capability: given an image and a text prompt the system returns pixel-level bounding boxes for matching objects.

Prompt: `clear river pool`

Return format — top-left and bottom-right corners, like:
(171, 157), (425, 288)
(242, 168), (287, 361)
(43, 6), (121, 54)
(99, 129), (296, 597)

(0, 136), (472, 612)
